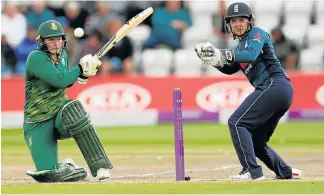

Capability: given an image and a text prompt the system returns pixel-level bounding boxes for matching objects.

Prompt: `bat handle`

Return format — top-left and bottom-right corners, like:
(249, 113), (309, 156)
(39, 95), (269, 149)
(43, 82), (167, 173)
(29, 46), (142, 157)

(92, 54), (101, 70)
(94, 54), (100, 60)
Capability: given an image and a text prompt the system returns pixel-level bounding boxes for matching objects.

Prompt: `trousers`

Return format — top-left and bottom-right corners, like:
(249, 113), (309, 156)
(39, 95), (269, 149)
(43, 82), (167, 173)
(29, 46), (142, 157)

(228, 77), (293, 179)
(24, 113), (71, 171)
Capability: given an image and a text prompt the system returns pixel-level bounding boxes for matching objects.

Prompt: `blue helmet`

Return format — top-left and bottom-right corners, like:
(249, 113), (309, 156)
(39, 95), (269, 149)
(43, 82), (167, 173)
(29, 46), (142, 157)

(224, 2), (255, 39)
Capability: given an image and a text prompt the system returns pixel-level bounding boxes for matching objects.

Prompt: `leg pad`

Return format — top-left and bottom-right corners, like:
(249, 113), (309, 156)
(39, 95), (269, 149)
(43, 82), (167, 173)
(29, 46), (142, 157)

(58, 100), (113, 177)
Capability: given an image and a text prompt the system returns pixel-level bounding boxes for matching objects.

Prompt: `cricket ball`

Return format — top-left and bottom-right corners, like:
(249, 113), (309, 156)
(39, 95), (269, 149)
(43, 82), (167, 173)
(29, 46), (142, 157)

(74, 27), (84, 38)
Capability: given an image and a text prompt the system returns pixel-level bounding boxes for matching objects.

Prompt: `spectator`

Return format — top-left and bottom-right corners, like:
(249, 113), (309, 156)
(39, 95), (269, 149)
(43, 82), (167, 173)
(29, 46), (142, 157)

(211, 0), (238, 50)
(71, 29), (110, 76)
(78, 30), (104, 64)
(143, 0), (192, 50)
(85, 2), (118, 36)
(212, 16), (224, 48)
(1, 34), (18, 75)
(27, 1), (56, 29)
(125, 1), (164, 27)
(78, 1), (97, 15)
(1, 53), (11, 77)
(100, 18), (135, 75)
(1, 2), (27, 48)
(271, 27), (299, 70)
(64, 1), (89, 32)
(211, 1), (227, 49)
(47, 1), (66, 17)
(14, 2), (31, 15)
(14, 26), (38, 75)
(107, 1), (129, 17)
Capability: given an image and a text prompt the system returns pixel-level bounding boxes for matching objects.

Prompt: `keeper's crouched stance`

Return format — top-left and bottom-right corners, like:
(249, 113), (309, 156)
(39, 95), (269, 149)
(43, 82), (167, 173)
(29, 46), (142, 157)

(195, 2), (302, 181)
(24, 20), (112, 182)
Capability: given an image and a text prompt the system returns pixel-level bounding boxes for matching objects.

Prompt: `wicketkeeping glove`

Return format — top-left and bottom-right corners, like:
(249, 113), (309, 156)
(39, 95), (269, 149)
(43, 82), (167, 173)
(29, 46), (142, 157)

(195, 42), (235, 68)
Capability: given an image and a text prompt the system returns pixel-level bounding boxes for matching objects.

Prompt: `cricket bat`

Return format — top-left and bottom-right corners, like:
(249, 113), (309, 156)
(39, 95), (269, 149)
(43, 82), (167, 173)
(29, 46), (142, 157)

(95, 7), (154, 59)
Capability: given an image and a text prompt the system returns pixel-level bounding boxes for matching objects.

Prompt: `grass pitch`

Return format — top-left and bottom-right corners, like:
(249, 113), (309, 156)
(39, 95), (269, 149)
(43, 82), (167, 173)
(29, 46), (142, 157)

(2, 122), (324, 194)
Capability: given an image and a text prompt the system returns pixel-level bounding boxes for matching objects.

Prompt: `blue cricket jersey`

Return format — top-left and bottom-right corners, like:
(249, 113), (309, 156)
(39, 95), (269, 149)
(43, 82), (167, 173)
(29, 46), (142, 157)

(217, 27), (288, 87)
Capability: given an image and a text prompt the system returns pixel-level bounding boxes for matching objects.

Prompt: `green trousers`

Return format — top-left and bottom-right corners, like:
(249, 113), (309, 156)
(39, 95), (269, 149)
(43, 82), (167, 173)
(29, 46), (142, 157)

(24, 114), (71, 171)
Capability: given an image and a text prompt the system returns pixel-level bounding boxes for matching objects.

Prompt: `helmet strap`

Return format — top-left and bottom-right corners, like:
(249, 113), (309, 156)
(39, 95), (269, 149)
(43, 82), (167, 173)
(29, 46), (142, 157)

(38, 37), (67, 53)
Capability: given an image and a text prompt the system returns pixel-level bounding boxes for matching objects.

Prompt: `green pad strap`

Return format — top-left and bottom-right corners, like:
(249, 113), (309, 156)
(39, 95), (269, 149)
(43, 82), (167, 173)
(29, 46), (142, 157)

(61, 100), (113, 177)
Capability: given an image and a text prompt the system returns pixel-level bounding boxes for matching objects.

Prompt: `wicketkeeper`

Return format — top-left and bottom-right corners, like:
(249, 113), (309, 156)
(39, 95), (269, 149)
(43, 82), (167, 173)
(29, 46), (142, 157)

(24, 20), (112, 182)
(195, 2), (302, 181)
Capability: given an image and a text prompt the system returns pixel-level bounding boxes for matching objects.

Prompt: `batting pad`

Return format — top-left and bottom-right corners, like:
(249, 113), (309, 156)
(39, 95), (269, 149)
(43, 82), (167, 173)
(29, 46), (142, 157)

(60, 100), (113, 177)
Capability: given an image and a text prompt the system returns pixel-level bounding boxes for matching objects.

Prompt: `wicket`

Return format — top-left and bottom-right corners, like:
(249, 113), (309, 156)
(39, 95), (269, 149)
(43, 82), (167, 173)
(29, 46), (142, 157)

(173, 88), (185, 181)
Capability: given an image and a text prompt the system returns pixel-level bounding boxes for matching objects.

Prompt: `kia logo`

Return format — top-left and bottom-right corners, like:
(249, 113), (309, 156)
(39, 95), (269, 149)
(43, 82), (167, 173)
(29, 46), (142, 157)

(77, 83), (152, 111)
(196, 81), (254, 112)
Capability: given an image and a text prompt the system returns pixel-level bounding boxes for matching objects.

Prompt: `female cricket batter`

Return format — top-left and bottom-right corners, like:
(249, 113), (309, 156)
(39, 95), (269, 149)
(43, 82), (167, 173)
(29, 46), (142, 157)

(195, 2), (302, 181)
(24, 20), (112, 182)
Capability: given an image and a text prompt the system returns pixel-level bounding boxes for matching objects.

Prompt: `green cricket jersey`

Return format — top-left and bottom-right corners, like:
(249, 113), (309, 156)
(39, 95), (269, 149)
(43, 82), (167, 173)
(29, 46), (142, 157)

(24, 50), (81, 123)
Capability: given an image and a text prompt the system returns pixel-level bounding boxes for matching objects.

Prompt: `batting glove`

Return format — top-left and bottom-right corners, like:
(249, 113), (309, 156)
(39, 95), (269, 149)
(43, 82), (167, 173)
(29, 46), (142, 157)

(77, 75), (89, 85)
(78, 54), (101, 78)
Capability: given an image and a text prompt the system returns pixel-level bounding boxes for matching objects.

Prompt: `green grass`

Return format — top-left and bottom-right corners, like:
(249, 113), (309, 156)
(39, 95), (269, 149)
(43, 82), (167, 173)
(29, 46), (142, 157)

(2, 122), (324, 148)
(2, 122), (324, 194)
(2, 181), (324, 194)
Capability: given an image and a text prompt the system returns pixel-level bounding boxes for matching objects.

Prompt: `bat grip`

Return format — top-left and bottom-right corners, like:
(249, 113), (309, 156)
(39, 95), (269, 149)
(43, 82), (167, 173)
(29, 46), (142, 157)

(94, 54), (100, 60)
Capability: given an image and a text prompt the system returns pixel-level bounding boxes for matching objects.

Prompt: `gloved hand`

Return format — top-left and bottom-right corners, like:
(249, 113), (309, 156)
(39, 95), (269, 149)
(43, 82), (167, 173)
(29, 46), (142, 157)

(195, 42), (222, 68)
(77, 75), (89, 85)
(78, 54), (101, 77)
(77, 54), (101, 84)
(195, 42), (235, 68)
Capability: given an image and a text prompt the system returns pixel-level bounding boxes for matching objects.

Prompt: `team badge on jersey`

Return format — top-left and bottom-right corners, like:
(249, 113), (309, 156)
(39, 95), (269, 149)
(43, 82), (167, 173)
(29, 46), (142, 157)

(253, 33), (261, 42)
(240, 63), (248, 69)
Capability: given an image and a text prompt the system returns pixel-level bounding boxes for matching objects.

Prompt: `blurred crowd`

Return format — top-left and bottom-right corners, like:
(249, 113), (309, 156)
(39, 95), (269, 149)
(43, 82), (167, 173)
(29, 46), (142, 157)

(1, 1), (319, 77)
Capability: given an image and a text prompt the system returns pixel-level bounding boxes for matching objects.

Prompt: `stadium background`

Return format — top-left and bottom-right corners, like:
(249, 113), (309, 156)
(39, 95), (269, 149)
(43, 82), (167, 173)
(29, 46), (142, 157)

(2, 0), (324, 76)
(2, 0), (324, 127)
